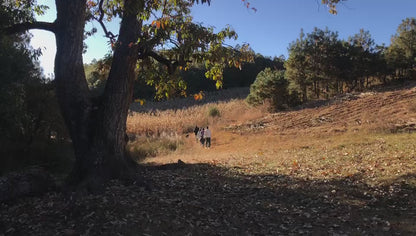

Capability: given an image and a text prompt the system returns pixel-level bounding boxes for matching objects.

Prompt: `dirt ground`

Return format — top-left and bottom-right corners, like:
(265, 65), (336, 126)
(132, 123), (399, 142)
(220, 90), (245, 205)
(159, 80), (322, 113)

(1, 83), (416, 235)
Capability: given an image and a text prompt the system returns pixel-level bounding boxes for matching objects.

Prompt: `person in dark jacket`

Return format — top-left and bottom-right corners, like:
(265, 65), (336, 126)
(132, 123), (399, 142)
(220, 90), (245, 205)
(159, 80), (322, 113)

(193, 126), (199, 142)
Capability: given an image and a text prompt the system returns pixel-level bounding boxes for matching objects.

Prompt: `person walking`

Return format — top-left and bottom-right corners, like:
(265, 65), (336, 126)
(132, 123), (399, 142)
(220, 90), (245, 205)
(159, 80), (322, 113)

(204, 126), (211, 148)
(200, 128), (205, 147)
(193, 126), (199, 142)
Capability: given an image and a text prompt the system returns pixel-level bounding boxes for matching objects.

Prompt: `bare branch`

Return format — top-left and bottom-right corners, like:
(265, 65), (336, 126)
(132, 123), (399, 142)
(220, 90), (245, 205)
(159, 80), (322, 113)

(93, 0), (118, 43)
(169, 40), (180, 48)
(3, 21), (56, 34)
(162, 0), (168, 16)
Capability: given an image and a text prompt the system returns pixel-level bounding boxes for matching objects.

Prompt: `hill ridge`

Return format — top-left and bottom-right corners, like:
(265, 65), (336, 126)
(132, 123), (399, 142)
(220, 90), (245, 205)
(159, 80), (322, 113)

(226, 83), (416, 136)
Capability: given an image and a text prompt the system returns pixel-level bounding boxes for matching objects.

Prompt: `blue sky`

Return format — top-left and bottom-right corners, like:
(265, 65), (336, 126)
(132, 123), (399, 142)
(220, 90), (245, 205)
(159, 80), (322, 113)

(30, 0), (416, 76)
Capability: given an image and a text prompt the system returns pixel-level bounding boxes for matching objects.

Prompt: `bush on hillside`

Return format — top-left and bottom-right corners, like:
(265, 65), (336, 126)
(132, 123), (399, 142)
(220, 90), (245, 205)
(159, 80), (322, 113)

(208, 106), (221, 117)
(246, 68), (294, 111)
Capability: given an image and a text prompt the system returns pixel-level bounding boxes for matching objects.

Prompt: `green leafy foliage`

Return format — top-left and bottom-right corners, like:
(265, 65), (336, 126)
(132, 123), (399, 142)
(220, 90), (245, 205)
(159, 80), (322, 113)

(223, 54), (285, 88)
(85, 57), (111, 97)
(285, 29), (310, 102)
(321, 0), (346, 14)
(246, 68), (291, 110)
(0, 17), (63, 146)
(285, 27), (392, 101)
(386, 18), (416, 80)
(137, 54), (188, 100)
(83, 0), (254, 100)
(0, 2), (68, 174)
(1, 0), (35, 27)
(86, 52), (279, 101)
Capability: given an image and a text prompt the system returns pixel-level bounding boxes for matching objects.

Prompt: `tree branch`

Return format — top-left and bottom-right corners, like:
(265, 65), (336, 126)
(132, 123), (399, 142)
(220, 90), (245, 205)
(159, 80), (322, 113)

(93, 0), (118, 43)
(147, 50), (177, 74)
(3, 21), (56, 34)
(168, 38), (180, 48)
(146, 50), (191, 75)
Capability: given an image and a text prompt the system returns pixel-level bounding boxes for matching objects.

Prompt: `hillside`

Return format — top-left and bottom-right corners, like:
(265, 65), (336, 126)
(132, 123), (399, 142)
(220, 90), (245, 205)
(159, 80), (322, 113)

(2, 83), (416, 235)
(229, 84), (416, 136)
(142, 82), (416, 166)
(130, 82), (416, 234)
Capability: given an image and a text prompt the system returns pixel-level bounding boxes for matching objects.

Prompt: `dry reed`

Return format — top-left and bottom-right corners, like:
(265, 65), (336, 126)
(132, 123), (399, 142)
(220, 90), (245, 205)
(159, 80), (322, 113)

(127, 87), (266, 137)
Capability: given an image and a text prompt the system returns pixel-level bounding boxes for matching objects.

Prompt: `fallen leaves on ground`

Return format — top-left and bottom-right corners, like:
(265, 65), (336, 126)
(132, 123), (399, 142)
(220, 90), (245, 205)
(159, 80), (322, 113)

(1, 161), (415, 235)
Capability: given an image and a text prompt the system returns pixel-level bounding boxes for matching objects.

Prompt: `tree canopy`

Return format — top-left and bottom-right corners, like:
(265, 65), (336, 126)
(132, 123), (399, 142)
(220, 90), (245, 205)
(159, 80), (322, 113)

(0, 1), (66, 173)
(1, 0), (257, 187)
(386, 18), (416, 79)
(1, 0), (347, 188)
(285, 26), (391, 102)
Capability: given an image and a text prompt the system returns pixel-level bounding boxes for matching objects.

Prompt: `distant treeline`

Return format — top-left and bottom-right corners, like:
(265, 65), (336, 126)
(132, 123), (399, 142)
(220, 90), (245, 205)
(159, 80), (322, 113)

(245, 18), (416, 110)
(85, 18), (416, 106)
(84, 53), (284, 101)
(284, 19), (416, 102)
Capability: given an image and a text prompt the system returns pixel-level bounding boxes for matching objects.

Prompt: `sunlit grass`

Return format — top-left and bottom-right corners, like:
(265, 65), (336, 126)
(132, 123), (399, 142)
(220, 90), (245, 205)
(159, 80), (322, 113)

(127, 136), (184, 162)
(127, 98), (265, 137)
(222, 131), (416, 188)
(126, 85), (416, 190)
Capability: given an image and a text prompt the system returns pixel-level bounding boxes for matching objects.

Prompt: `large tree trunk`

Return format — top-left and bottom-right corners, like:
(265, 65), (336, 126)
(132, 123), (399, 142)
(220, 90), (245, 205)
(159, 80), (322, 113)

(54, 0), (93, 185)
(54, 0), (141, 189)
(79, 0), (142, 185)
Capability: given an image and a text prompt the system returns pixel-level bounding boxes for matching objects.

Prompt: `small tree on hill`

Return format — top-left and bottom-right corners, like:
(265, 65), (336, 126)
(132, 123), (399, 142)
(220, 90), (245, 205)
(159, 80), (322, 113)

(246, 68), (291, 111)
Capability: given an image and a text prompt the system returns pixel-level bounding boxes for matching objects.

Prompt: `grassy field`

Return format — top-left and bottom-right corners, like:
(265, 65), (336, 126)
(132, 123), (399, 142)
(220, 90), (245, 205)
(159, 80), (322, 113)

(126, 84), (416, 234)
(128, 85), (416, 190)
(2, 86), (416, 235)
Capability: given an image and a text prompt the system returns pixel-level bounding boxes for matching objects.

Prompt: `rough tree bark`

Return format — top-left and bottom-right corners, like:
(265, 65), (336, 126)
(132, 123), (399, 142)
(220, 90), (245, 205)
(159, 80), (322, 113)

(53, 0), (142, 188)
(2, 0), (144, 191)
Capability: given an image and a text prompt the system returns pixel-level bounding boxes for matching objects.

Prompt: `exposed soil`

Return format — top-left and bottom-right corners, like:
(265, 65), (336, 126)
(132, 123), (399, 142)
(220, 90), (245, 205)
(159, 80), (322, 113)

(1, 83), (416, 235)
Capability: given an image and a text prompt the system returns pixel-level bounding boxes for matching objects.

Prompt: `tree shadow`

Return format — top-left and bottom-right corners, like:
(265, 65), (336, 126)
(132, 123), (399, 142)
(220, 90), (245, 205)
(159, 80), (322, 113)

(1, 162), (415, 235)
(135, 162), (416, 235)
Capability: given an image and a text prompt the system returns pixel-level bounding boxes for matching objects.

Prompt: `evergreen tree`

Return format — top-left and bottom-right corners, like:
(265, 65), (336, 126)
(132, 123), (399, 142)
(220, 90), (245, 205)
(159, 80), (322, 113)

(285, 29), (310, 102)
(386, 17), (416, 79)
(246, 68), (290, 110)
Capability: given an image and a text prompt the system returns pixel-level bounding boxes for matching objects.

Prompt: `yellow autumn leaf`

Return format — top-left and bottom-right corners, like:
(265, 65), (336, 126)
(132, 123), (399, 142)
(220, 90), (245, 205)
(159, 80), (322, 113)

(134, 99), (145, 106)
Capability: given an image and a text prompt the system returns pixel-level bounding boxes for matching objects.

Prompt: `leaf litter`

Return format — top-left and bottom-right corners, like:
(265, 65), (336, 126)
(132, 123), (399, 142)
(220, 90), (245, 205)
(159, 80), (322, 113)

(2, 86), (416, 235)
(1, 156), (415, 235)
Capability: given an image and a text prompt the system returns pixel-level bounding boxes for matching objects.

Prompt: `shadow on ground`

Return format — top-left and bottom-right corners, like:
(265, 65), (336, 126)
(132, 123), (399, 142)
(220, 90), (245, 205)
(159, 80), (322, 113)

(1, 162), (415, 235)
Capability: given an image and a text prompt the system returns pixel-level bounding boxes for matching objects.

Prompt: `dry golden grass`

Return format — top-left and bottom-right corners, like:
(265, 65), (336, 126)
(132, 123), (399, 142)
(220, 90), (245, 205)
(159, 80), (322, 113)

(127, 98), (266, 137)
(127, 84), (416, 190)
(4, 86), (416, 236)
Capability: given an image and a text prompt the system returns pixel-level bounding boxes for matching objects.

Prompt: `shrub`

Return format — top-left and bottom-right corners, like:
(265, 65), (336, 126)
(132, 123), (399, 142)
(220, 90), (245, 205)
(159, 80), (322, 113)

(208, 106), (221, 117)
(246, 68), (291, 111)
(127, 137), (183, 162)
(0, 31), (69, 174)
(182, 124), (196, 134)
